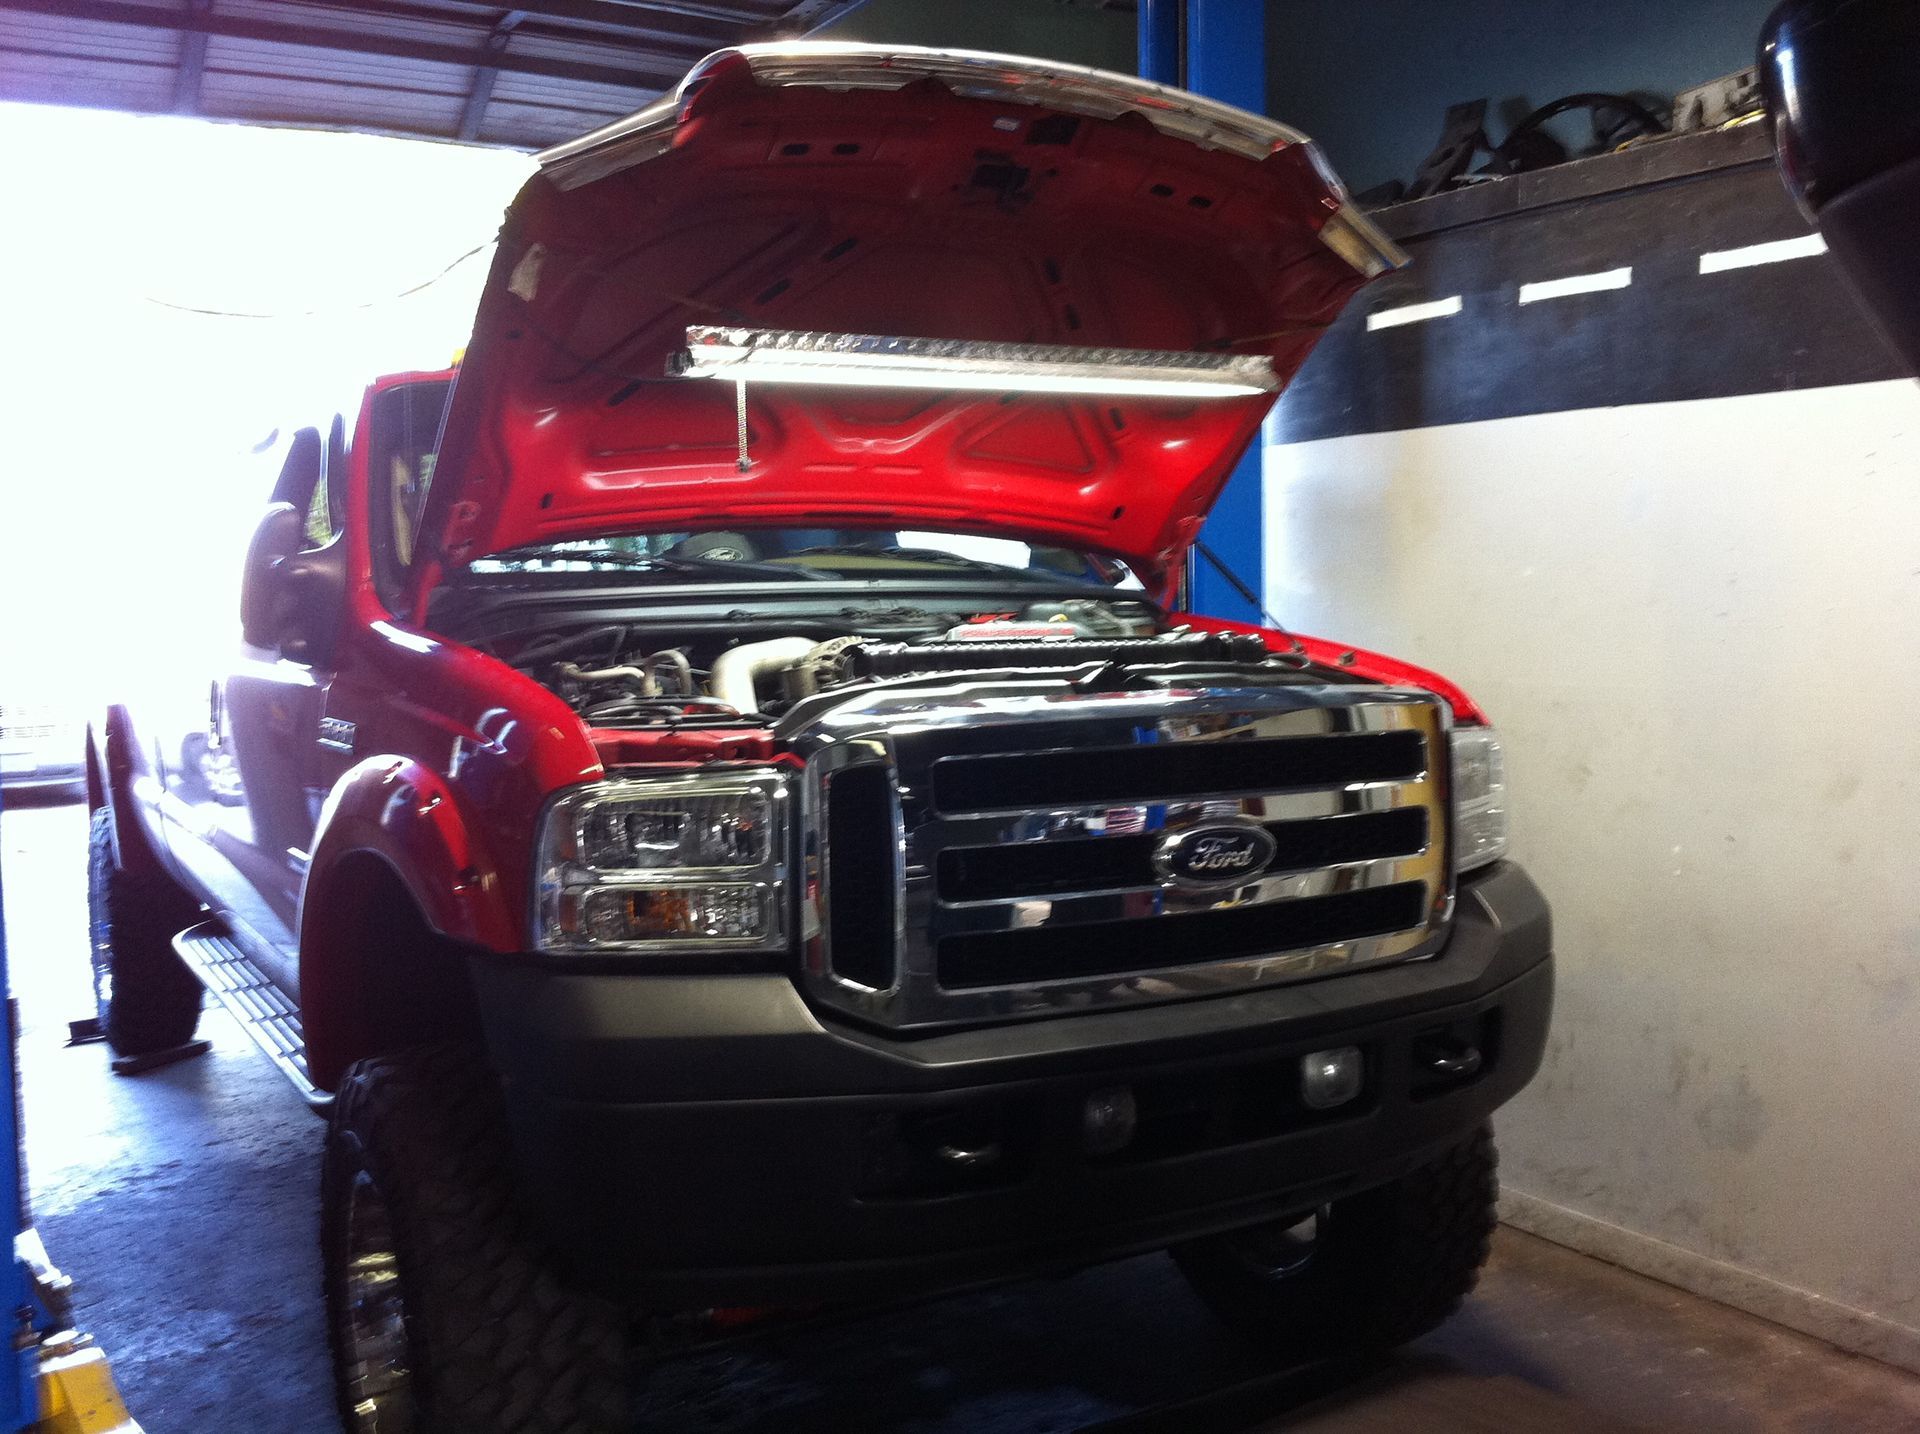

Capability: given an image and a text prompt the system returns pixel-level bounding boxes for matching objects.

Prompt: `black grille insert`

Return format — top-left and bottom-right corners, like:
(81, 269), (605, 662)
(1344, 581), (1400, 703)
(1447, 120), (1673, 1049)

(825, 765), (898, 990)
(929, 731), (1426, 813)
(936, 882), (1429, 990)
(936, 807), (1430, 903)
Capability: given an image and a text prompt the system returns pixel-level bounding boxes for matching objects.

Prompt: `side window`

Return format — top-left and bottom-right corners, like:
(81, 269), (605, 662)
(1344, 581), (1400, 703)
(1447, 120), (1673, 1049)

(303, 414), (349, 547)
(304, 487), (329, 545)
(270, 426), (325, 512)
(368, 381), (453, 611)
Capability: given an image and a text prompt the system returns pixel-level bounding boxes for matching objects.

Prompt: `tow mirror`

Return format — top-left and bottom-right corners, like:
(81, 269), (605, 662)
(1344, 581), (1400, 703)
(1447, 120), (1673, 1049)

(240, 504), (347, 665)
(240, 502), (304, 650)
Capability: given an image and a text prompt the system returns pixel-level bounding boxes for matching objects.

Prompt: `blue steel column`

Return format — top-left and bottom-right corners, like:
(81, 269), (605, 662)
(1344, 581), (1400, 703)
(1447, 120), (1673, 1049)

(0, 791), (30, 1431)
(1139, 0), (1268, 624)
(1137, 0), (1182, 87)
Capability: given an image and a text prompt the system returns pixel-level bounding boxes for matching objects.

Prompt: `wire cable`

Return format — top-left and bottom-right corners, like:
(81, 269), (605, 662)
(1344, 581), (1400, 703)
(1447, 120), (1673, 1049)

(141, 238), (494, 319)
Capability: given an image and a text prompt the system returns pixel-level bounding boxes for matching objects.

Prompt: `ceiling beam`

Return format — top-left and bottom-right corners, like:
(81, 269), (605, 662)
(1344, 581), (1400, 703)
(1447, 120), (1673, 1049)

(457, 9), (522, 143)
(774, 0), (870, 33)
(19, 0), (687, 91)
(426, 0), (734, 49)
(558, 0), (774, 23)
(170, 0), (211, 114)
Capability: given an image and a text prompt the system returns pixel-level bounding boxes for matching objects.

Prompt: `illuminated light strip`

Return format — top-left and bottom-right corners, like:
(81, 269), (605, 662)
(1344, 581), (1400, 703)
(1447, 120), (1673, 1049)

(670, 326), (1278, 398)
(1517, 267), (1634, 304)
(1365, 296), (1463, 331)
(1699, 234), (1828, 273)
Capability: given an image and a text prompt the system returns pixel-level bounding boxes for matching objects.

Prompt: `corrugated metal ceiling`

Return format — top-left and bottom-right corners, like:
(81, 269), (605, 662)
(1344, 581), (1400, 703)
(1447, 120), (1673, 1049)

(0, 0), (873, 148)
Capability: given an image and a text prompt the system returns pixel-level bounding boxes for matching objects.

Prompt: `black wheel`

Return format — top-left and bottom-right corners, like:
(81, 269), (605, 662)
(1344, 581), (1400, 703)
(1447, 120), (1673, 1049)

(1172, 1124), (1498, 1354)
(322, 1045), (629, 1434)
(87, 807), (202, 1056)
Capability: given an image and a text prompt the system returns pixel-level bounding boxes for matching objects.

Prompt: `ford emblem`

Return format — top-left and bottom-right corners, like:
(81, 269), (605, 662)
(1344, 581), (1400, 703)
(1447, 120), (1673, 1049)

(1154, 822), (1276, 889)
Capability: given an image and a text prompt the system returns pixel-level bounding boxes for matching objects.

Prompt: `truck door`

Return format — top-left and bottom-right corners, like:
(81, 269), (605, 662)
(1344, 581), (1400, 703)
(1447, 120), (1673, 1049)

(157, 421), (344, 975)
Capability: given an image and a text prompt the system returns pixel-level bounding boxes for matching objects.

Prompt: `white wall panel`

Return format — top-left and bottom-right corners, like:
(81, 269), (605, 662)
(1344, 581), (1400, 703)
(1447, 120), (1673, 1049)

(1263, 380), (1920, 1358)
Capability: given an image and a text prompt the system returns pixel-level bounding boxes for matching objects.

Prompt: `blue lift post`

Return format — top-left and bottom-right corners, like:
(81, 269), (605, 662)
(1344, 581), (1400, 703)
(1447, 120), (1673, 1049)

(0, 798), (142, 1433)
(0, 791), (35, 1431)
(1138, 0), (1269, 626)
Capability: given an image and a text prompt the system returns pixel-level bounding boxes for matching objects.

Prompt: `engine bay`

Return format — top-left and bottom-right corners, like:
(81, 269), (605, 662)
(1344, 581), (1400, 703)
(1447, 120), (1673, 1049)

(474, 596), (1287, 726)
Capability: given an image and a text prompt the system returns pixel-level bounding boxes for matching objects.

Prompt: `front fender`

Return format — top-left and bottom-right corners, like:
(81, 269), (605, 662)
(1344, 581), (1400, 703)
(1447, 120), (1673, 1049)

(1177, 613), (1490, 725)
(298, 756), (523, 1090)
(299, 754), (519, 956)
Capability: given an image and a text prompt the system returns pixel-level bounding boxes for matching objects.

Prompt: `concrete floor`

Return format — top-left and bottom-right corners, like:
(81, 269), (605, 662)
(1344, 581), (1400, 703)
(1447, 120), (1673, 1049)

(5, 793), (1919, 1434)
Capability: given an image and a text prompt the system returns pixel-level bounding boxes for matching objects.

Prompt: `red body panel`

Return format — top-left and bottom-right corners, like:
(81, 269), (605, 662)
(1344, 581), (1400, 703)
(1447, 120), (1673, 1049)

(419, 53), (1369, 598)
(1178, 614), (1490, 726)
(301, 378), (603, 941)
(110, 364), (1488, 1089)
(105, 64), (1484, 1093)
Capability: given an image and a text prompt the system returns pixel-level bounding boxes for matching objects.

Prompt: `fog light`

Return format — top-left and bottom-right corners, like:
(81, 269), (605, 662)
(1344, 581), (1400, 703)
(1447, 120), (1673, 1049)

(1300, 1047), (1363, 1110)
(1082, 1086), (1137, 1155)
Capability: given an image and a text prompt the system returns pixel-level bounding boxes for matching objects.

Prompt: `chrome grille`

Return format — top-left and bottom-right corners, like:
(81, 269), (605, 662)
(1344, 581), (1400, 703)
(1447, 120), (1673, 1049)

(796, 682), (1453, 1031)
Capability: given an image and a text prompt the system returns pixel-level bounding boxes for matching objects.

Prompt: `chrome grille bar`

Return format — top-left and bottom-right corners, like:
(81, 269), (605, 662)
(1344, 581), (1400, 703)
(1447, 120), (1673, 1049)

(794, 681), (1453, 1031)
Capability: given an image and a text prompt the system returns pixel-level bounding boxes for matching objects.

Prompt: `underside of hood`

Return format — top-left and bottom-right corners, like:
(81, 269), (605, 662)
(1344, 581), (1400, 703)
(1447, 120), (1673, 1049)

(422, 43), (1400, 596)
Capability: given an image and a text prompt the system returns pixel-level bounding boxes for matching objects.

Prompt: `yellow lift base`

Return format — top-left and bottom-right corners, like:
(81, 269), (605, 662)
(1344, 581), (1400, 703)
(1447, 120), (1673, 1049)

(15, 1234), (142, 1434)
(33, 1336), (141, 1434)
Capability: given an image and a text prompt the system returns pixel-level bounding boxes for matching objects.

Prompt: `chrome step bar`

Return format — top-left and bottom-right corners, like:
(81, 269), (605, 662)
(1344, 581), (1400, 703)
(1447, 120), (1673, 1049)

(172, 921), (329, 1111)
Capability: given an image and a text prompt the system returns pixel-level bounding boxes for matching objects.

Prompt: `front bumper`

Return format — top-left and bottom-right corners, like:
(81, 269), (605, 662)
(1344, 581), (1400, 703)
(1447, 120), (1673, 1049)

(473, 861), (1552, 1307)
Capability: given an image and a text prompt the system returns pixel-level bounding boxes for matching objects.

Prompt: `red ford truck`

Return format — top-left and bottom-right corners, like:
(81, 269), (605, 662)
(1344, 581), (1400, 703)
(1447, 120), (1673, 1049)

(87, 44), (1552, 1434)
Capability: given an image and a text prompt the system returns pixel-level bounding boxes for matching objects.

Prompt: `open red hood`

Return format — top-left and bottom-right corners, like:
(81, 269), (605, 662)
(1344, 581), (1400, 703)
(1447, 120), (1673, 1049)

(423, 43), (1400, 595)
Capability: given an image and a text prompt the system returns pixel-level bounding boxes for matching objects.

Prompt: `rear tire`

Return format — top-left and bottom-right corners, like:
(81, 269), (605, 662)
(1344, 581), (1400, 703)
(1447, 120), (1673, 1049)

(86, 807), (202, 1056)
(1172, 1124), (1498, 1354)
(322, 1044), (630, 1434)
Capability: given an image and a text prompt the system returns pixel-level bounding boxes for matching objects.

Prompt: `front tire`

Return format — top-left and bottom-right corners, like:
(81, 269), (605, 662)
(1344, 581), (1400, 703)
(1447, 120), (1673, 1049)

(86, 807), (203, 1056)
(322, 1045), (629, 1434)
(1172, 1124), (1499, 1354)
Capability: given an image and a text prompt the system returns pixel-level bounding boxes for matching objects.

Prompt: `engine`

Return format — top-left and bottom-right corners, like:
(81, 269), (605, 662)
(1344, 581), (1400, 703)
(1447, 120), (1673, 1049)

(493, 597), (1284, 726)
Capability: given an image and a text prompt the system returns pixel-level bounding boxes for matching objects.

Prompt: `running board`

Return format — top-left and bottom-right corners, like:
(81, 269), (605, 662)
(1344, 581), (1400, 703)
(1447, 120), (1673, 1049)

(172, 921), (330, 1111)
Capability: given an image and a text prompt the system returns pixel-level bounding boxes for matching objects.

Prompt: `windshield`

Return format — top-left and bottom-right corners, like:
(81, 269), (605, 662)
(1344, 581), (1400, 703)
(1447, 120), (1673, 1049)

(468, 529), (1142, 588)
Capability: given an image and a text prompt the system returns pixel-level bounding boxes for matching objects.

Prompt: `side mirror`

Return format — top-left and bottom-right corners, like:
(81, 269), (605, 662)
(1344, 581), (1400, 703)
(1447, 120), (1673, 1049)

(240, 504), (348, 666)
(240, 502), (304, 650)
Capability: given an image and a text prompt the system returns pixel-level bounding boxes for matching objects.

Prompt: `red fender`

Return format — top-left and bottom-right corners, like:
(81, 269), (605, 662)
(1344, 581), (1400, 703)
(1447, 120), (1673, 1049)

(301, 754), (519, 952)
(297, 755), (519, 1089)
(1177, 613), (1490, 726)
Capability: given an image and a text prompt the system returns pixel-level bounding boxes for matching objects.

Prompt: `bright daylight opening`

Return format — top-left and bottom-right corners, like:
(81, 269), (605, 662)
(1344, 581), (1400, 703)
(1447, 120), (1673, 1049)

(0, 102), (534, 708)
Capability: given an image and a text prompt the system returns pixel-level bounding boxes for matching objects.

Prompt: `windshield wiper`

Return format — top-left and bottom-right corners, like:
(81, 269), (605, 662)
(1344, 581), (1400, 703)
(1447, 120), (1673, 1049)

(489, 548), (833, 582)
(788, 544), (1095, 583)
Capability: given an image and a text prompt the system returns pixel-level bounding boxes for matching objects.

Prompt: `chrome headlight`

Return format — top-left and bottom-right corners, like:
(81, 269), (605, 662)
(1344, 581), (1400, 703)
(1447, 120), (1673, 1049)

(1450, 726), (1509, 873)
(532, 770), (790, 954)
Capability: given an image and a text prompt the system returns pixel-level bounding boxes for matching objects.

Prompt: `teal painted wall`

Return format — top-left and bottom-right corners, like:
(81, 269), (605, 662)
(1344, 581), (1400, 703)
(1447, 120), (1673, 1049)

(822, 0), (1135, 72)
(1264, 0), (1774, 193)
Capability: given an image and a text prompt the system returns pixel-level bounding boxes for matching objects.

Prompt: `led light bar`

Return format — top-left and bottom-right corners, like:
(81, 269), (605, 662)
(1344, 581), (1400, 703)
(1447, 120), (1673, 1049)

(668, 326), (1279, 398)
